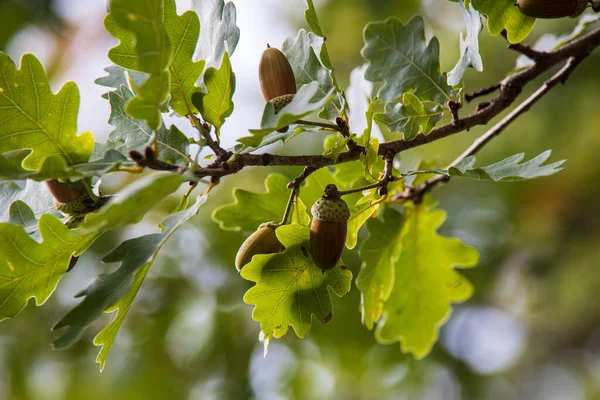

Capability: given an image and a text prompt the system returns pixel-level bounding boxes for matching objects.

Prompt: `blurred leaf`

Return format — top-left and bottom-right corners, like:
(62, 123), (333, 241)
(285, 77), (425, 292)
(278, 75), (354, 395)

(164, 0), (205, 116)
(0, 180), (57, 223)
(70, 150), (136, 177)
(357, 207), (404, 329)
(346, 65), (375, 136)
(191, 0), (240, 69)
(360, 98), (380, 146)
(107, 0), (171, 129)
(447, 0), (483, 86)
(0, 150), (34, 180)
(449, 150), (566, 181)
(212, 173), (309, 232)
(191, 52), (235, 133)
(283, 29), (343, 120)
(241, 224), (352, 338)
(0, 214), (96, 322)
(362, 17), (453, 104)
(105, 84), (189, 164)
(241, 82), (334, 147)
(371, 203), (479, 358)
(470, 0), (535, 43)
(375, 93), (444, 141)
(79, 173), (183, 233)
(53, 195), (207, 372)
(515, 13), (600, 71)
(0, 52), (94, 170)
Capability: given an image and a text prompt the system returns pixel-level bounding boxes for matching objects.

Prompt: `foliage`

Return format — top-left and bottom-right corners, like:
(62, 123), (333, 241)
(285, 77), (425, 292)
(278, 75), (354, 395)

(0, 0), (592, 376)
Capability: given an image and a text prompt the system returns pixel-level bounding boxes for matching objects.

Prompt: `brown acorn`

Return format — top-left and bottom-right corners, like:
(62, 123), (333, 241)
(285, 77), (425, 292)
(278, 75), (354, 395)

(235, 223), (284, 272)
(46, 179), (84, 204)
(516, 0), (588, 18)
(310, 184), (350, 271)
(259, 45), (297, 111)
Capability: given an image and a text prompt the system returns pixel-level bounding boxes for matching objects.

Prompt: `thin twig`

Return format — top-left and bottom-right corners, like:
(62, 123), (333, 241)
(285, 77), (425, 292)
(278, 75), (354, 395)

(465, 83), (501, 102)
(296, 120), (340, 131)
(189, 115), (230, 160)
(338, 151), (396, 196)
(502, 29), (548, 61)
(280, 187), (297, 225)
(395, 56), (585, 203)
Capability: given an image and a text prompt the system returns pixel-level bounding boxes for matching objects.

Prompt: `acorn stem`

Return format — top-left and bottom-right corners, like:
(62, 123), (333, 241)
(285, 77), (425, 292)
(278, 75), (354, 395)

(280, 187), (298, 225)
(338, 152), (395, 197)
(296, 120), (341, 131)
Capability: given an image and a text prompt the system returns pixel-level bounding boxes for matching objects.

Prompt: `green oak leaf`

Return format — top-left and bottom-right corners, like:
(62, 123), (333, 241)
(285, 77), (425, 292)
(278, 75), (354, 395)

(242, 82), (334, 147)
(449, 150), (565, 181)
(192, 0), (240, 69)
(0, 150), (33, 180)
(371, 203), (480, 358)
(53, 195), (206, 372)
(105, 84), (190, 164)
(0, 180), (57, 223)
(104, 15), (138, 70)
(9, 200), (37, 230)
(323, 133), (354, 162)
(357, 207), (405, 329)
(107, 0), (172, 129)
(470, 0), (535, 43)
(0, 214), (96, 322)
(447, 0), (483, 86)
(70, 150), (137, 178)
(362, 17), (453, 104)
(212, 173), (309, 232)
(375, 93), (444, 141)
(283, 29), (343, 120)
(79, 172), (183, 233)
(346, 190), (381, 250)
(241, 224), (352, 338)
(165, 0), (205, 116)
(191, 52), (235, 133)
(303, 0), (348, 118)
(0, 52), (94, 170)
(515, 13), (600, 71)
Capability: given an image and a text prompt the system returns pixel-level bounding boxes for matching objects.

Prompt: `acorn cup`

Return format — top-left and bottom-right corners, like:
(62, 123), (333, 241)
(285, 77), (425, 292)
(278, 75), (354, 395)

(310, 184), (350, 271)
(235, 223), (284, 272)
(516, 0), (588, 18)
(259, 45), (297, 133)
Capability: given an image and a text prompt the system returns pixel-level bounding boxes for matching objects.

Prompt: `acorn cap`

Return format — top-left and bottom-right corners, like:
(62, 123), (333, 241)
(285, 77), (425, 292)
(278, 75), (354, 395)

(310, 184), (350, 222)
(259, 46), (297, 102)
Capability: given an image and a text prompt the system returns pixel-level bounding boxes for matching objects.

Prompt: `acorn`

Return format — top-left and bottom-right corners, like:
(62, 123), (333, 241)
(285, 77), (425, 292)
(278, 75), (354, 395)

(516, 0), (588, 18)
(46, 179), (84, 204)
(235, 223), (284, 272)
(310, 184), (350, 271)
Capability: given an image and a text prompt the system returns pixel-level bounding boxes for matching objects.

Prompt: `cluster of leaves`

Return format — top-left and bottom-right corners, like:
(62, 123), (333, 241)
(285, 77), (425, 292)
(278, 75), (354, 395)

(0, 0), (580, 370)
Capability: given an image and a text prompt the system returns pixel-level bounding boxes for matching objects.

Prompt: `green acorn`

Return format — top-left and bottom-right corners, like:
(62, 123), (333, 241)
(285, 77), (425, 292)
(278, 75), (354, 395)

(516, 0), (588, 18)
(235, 223), (284, 272)
(310, 184), (350, 271)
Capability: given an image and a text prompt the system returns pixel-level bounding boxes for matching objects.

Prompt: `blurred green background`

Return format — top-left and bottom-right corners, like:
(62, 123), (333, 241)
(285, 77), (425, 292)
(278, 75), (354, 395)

(1, 0), (599, 399)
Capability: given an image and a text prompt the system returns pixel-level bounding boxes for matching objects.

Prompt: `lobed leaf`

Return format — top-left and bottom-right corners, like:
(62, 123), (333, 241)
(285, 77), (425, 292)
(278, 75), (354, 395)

(358, 203), (480, 358)
(362, 17), (453, 104)
(375, 93), (444, 141)
(52, 195), (207, 371)
(191, 0), (240, 69)
(164, 0), (205, 116)
(0, 52), (94, 170)
(469, 0), (535, 43)
(449, 150), (566, 181)
(241, 224), (352, 338)
(0, 215), (96, 322)
(447, 0), (484, 86)
(283, 29), (344, 120)
(191, 52), (235, 133)
(79, 172), (183, 233)
(103, 82), (189, 164)
(106, 0), (172, 129)
(212, 173), (309, 232)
